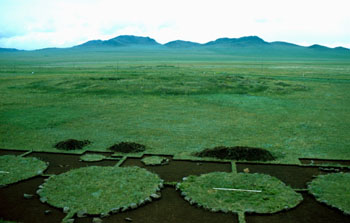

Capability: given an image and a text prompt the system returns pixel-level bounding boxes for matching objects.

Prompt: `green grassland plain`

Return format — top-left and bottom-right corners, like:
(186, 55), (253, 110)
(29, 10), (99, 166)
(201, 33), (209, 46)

(0, 48), (349, 164)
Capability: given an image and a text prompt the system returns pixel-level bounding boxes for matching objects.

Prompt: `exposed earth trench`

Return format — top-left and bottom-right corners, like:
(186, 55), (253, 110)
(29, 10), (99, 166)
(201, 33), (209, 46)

(0, 149), (349, 223)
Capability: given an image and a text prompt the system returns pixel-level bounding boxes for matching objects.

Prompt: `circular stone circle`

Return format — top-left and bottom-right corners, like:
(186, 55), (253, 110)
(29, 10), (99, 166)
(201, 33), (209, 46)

(0, 155), (48, 186)
(38, 166), (163, 215)
(177, 172), (303, 214)
(308, 172), (350, 215)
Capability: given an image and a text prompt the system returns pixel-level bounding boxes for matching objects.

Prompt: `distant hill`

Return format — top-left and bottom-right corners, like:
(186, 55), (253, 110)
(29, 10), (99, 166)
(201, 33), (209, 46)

(0, 47), (19, 52)
(200, 36), (349, 58)
(306, 44), (350, 54)
(164, 40), (201, 48)
(76, 35), (161, 48)
(270, 41), (302, 48)
(308, 44), (331, 51)
(333, 46), (350, 52)
(204, 36), (268, 47)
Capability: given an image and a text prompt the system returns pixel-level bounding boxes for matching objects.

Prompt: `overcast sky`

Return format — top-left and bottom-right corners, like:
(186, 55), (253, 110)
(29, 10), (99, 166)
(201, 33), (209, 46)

(0, 0), (349, 50)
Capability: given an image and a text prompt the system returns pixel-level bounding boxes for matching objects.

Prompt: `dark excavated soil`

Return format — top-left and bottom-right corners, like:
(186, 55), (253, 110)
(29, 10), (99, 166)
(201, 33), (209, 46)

(299, 158), (350, 166)
(83, 151), (114, 157)
(54, 139), (91, 150)
(236, 163), (319, 189)
(26, 152), (119, 174)
(246, 192), (350, 223)
(0, 148), (27, 156)
(0, 177), (65, 223)
(1, 149), (350, 222)
(75, 186), (238, 223)
(0, 151), (237, 223)
(236, 163), (349, 189)
(195, 146), (275, 161)
(121, 156), (232, 182)
(2, 177), (349, 223)
(108, 142), (146, 153)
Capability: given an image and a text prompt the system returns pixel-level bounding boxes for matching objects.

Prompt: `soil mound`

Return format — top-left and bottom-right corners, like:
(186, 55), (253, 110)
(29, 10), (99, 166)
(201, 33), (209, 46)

(195, 146), (275, 161)
(108, 142), (146, 153)
(54, 139), (91, 150)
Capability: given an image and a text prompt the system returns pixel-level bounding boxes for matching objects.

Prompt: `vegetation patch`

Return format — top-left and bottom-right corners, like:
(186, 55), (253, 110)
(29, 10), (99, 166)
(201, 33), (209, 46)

(176, 172), (302, 214)
(37, 166), (163, 218)
(0, 155), (48, 186)
(195, 146), (275, 161)
(89, 77), (123, 81)
(80, 154), (106, 162)
(141, 156), (169, 166)
(108, 142), (146, 153)
(308, 172), (350, 215)
(0, 220), (17, 223)
(54, 139), (91, 150)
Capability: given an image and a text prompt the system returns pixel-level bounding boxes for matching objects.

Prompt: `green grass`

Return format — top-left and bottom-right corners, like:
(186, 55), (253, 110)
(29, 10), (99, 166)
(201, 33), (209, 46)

(0, 155), (48, 186)
(38, 166), (163, 220)
(80, 154), (106, 162)
(0, 49), (349, 164)
(141, 156), (169, 165)
(0, 48), (349, 223)
(176, 172), (302, 214)
(308, 172), (350, 215)
(0, 219), (18, 223)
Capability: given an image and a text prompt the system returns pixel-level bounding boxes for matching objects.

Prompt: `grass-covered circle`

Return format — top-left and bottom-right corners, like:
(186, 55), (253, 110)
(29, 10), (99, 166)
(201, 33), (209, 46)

(0, 155), (48, 186)
(177, 172), (302, 214)
(308, 173), (350, 215)
(37, 166), (163, 216)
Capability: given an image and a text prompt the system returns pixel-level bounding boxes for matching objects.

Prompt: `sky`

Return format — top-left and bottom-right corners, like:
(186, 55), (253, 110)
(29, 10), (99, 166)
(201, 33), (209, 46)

(0, 0), (349, 50)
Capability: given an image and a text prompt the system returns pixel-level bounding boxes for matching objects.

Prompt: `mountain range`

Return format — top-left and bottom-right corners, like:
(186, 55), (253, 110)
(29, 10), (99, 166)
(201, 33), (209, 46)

(75, 35), (349, 51)
(1, 35), (349, 58)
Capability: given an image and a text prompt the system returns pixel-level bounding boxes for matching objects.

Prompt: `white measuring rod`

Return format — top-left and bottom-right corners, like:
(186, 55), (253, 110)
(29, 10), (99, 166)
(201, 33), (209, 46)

(213, 188), (262, 193)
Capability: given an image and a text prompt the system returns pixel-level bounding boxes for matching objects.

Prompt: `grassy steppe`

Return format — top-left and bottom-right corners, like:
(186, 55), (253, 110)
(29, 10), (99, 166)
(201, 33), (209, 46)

(0, 49), (349, 163)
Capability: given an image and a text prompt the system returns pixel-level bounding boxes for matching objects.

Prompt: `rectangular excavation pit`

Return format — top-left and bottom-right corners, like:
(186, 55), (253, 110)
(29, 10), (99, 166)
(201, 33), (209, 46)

(0, 148), (29, 156)
(121, 156), (232, 182)
(75, 186), (238, 223)
(1, 150), (349, 223)
(26, 152), (120, 174)
(0, 177), (66, 223)
(83, 151), (115, 157)
(245, 192), (350, 223)
(236, 163), (321, 189)
(0, 178), (238, 223)
(299, 158), (350, 166)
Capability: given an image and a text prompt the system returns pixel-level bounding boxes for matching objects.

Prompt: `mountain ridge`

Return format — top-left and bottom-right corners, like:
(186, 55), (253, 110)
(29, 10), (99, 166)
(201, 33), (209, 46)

(77, 35), (161, 48)
(164, 40), (201, 48)
(72, 35), (350, 52)
(0, 35), (349, 55)
(204, 36), (268, 47)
